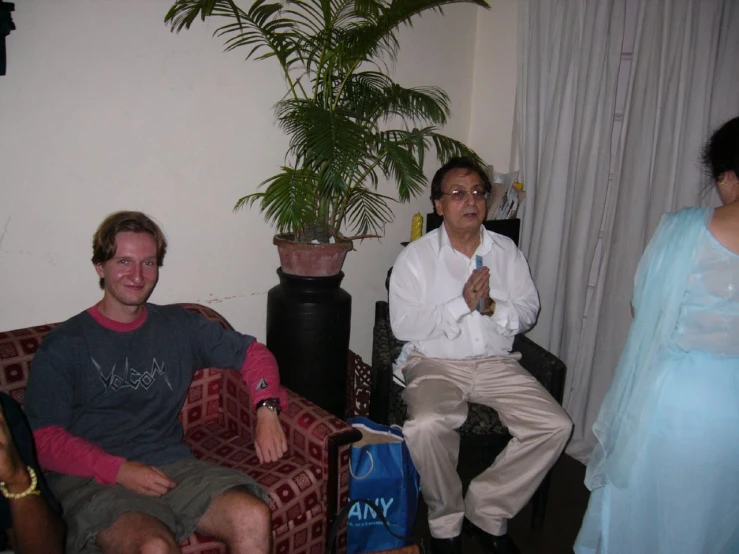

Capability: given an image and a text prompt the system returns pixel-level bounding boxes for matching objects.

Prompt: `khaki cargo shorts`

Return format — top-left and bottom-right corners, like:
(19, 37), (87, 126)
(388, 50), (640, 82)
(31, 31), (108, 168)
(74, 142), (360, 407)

(50, 458), (269, 553)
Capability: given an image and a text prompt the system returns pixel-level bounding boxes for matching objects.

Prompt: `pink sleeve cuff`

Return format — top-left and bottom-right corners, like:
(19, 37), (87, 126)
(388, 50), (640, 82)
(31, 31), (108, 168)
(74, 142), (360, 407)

(33, 426), (126, 485)
(241, 342), (289, 411)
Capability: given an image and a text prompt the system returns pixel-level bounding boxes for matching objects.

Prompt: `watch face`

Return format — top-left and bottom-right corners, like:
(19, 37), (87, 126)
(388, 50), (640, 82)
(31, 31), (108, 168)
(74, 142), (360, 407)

(259, 398), (281, 413)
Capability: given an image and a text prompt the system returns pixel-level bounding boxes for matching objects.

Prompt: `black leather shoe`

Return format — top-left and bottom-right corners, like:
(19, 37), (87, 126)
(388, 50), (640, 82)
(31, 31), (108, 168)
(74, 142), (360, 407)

(430, 535), (462, 554)
(463, 518), (520, 554)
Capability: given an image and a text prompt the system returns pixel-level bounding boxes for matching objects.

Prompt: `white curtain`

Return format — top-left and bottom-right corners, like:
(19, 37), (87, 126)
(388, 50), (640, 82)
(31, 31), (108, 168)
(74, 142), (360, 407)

(516, 0), (739, 462)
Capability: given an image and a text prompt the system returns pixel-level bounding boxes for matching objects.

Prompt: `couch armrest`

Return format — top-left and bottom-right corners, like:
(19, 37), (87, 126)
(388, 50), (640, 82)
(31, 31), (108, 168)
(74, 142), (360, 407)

(218, 370), (361, 536)
(512, 334), (567, 404)
(280, 392), (361, 536)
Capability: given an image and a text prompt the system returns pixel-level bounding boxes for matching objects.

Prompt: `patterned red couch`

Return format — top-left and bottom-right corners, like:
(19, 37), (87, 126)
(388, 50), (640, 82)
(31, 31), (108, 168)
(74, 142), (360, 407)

(0, 302), (361, 554)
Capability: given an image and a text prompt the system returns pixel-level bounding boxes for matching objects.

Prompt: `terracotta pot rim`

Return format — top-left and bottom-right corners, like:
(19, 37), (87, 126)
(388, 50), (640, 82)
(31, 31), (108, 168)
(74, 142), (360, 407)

(273, 234), (354, 250)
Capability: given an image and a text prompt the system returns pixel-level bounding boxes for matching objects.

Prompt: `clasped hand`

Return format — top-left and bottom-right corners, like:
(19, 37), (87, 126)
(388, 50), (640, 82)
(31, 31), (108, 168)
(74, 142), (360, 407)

(464, 267), (491, 312)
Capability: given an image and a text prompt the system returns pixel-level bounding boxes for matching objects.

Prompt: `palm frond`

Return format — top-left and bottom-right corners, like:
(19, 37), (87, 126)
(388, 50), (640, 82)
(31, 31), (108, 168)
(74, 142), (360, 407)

(166, 0), (300, 72)
(168, 0), (490, 242)
(342, 72), (450, 125)
(282, 1), (325, 36)
(234, 167), (317, 234)
(165, 0), (243, 31)
(340, 0), (490, 66)
(427, 131), (484, 166)
(341, 187), (396, 237)
(375, 138), (427, 201)
(275, 99), (371, 194)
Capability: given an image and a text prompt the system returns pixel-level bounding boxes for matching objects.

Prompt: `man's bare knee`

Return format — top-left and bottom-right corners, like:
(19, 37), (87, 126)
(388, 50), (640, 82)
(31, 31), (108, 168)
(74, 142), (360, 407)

(243, 494), (271, 530)
(96, 511), (179, 554)
(198, 488), (272, 550)
(202, 487), (271, 530)
(137, 535), (180, 554)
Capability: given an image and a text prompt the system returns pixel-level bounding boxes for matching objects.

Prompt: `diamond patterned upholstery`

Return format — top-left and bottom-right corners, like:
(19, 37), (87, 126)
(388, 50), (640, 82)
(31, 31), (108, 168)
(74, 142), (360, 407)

(0, 303), (361, 554)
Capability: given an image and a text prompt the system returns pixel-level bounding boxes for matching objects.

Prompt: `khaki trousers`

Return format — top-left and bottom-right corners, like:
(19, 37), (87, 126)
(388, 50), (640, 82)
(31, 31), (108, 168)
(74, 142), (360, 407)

(400, 352), (572, 538)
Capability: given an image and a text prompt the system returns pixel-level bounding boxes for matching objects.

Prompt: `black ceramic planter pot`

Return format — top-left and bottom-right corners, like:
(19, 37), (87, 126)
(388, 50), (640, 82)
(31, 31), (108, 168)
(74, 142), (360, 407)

(266, 268), (351, 418)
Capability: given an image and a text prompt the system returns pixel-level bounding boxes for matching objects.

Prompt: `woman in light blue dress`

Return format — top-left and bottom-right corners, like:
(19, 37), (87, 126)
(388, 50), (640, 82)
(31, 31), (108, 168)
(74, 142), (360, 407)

(575, 116), (739, 554)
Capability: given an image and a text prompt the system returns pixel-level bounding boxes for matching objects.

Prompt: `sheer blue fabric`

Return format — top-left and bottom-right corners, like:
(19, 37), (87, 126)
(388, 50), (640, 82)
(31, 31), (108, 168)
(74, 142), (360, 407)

(585, 207), (712, 490)
(577, 206), (739, 553)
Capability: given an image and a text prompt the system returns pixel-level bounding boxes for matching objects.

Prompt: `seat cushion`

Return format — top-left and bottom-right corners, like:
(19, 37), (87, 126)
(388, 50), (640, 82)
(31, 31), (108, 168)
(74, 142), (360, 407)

(184, 421), (325, 553)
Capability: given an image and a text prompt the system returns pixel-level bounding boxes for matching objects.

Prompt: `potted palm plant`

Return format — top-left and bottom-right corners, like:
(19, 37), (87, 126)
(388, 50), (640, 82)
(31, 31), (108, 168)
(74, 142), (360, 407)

(165, 0), (489, 418)
(165, 0), (489, 277)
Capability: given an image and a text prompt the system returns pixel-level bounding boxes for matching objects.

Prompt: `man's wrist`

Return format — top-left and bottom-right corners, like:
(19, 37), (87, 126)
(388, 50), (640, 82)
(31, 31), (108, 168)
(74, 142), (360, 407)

(255, 397), (282, 415)
(481, 298), (496, 316)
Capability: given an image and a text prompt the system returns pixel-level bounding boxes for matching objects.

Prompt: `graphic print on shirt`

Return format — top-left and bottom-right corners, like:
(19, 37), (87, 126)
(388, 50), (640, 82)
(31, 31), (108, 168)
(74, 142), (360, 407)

(256, 377), (269, 391)
(92, 357), (174, 392)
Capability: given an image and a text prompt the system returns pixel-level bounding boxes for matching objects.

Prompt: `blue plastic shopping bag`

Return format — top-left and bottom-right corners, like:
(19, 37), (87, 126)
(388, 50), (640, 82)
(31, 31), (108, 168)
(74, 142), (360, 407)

(346, 417), (421, 554)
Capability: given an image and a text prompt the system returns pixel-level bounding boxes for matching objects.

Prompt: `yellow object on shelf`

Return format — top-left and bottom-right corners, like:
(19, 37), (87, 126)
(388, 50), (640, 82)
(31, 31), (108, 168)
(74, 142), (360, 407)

(410, 213), (424, 241)
(513, 181), (524, 190)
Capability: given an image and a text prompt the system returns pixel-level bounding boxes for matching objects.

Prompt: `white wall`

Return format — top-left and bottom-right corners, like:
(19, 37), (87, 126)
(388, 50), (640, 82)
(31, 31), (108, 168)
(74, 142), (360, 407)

(0, 0), (517, 365)
(469, 0), (519, 172)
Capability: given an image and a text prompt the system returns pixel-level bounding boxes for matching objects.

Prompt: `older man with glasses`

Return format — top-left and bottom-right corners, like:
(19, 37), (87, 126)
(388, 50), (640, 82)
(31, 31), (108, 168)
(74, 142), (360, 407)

(388, 157), (572, 554)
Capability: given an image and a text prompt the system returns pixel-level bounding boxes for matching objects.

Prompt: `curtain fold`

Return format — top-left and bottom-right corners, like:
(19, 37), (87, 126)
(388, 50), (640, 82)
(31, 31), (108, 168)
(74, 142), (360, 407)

(517, 0), (739, 462)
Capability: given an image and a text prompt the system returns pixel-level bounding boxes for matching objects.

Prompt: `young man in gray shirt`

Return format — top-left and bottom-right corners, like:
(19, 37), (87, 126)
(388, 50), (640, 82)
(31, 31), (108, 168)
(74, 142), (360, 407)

(25, 211), (287, 554)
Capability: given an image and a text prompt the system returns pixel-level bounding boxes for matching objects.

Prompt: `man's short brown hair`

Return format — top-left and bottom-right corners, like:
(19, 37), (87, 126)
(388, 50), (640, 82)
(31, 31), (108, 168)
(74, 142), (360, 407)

(92, 211), (167, 288)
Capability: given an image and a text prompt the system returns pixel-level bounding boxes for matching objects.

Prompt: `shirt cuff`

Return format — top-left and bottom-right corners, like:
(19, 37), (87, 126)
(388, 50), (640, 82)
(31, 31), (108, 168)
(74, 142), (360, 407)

(446, 296), (472, 322)
(489, 299), (516, 330)
(98, 456), (127, 486)
(241, 342), (290, 412)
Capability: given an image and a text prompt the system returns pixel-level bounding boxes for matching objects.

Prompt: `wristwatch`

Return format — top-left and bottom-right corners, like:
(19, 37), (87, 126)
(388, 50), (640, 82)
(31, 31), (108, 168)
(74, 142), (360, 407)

(481, 297), (496, 317)
(256, 397), (282, 415)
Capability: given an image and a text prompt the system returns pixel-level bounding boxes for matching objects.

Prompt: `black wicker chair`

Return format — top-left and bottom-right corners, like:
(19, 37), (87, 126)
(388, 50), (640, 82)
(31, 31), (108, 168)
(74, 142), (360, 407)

(369, 299), (566, 530)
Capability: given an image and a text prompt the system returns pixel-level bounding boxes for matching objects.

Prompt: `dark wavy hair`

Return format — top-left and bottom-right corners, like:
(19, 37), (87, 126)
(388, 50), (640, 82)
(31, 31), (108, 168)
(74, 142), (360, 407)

(92, 211), (167, 289)
(429, 157), (492, 209)
(702, 116), (739, 181)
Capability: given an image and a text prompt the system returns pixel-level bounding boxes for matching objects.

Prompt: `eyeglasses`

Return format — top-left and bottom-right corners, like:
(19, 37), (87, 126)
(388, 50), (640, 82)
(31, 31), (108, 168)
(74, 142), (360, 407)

(440, 189), (489, 202)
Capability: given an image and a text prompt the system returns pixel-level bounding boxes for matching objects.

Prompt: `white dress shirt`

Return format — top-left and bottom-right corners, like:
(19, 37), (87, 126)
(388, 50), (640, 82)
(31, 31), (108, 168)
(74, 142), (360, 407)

(389, 224), (540, 366)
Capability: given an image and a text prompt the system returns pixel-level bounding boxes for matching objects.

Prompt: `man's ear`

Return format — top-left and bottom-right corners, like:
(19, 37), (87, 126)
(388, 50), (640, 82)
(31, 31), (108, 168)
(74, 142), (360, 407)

(94, 263), (105, 279)
(433, 199), (443, 217)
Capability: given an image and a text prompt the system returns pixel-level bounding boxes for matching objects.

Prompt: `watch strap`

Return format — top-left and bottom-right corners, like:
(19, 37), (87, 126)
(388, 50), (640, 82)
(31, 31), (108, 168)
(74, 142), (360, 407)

(256, 397), (281, 414)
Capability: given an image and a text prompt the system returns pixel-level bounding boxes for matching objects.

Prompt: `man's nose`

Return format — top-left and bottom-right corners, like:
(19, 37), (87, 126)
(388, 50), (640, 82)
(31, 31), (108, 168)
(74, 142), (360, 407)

(130, 264), (144, 283)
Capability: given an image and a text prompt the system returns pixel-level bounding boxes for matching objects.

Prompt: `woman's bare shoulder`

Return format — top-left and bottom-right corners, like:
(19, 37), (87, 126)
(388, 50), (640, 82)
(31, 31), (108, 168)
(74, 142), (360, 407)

(708, 204), (739, 254)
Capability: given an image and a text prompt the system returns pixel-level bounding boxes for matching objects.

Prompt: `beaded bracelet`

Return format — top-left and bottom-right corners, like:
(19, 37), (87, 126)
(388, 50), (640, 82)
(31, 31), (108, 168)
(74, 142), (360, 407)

(0, 466), (41, 499)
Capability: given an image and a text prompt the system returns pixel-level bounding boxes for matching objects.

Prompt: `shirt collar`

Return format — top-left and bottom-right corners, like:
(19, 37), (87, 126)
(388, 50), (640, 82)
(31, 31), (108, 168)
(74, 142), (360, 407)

(478, 226), (494, 256)
(88, 304), (148, 332)
(437, 223), (494, 257)
(436, 222), (452, 252)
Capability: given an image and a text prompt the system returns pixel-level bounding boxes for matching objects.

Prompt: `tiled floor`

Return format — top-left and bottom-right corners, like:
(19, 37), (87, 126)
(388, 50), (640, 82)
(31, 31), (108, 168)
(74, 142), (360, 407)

(413, 454), (590, 554)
